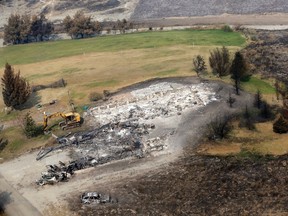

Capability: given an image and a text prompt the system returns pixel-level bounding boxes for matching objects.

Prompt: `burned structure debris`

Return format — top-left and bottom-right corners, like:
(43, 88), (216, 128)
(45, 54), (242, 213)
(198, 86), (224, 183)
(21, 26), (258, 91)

(36, 81), (218, 185)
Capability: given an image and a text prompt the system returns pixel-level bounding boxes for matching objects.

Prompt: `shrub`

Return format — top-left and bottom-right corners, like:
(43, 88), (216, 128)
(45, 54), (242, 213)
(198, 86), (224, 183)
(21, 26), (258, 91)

(222, 25), (233, 32)
(206, 115), (233, 140)
(103, 90), (111, 98)
(89, 92), (103, 102)
(273, 115), (288, 134)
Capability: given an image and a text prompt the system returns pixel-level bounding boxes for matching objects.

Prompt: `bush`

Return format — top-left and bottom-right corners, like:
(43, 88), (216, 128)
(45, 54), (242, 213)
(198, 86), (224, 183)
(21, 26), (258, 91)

(222, 25), (233, 32)
(206, 115), (233, 140)
(89, 92), (103, 102)
(273, 115), (288, 134)
(103, 90), (111, 98)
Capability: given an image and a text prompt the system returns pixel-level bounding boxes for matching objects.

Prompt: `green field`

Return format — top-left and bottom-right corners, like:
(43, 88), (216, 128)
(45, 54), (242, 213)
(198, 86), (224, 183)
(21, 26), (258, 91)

(242, 76), (275, 94)
(0, 29), (245, 66)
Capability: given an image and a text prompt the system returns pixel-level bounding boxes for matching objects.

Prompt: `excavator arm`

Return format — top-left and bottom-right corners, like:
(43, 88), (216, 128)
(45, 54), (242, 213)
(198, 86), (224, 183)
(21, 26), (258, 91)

(43, 112), (81, 131)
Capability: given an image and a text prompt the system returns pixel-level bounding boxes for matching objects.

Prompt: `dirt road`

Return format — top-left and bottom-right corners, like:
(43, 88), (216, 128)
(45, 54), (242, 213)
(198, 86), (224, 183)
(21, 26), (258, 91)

(0, 174), (41, 216)
(0, 78), (253, 214)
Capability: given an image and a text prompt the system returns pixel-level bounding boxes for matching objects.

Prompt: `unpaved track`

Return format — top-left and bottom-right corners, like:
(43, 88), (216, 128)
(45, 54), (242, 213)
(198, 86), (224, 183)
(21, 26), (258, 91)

(0, 78), (253, 214)
(0, 174), (41, 216)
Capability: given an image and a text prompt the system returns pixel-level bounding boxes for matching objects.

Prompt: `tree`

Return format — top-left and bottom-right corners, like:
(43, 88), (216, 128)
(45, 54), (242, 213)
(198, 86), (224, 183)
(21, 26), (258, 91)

(2, 63), (31, 109)
(240, 105), (255, 130)
(273, 114), (288, 134)
(23, 112), (42, 138)
(254, 89), (262, 109)
(193, 55), (207, 77)
(4, 13), (53, 44)
(30, 14), (54, 42)
(4, 14), (23, 44)
(230, 51), (249, 95)
(209, 46), (231, 77)
(227, 92), (236, 108)
(63, 11), (101, 39)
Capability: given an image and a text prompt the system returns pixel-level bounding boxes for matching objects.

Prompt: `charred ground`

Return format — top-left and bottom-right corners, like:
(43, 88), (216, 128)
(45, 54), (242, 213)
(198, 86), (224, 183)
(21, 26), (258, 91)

(68, 152), (288, 216)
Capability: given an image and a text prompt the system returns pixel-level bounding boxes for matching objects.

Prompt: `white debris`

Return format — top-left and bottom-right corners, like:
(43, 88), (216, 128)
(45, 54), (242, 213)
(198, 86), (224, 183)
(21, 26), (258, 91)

(91, 82), (217, 125)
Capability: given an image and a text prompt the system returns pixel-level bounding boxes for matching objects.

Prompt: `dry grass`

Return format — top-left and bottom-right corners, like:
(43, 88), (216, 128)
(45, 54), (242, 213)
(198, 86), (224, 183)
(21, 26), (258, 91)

(0, 45), (240, 109)
(198, 121), (288, 156)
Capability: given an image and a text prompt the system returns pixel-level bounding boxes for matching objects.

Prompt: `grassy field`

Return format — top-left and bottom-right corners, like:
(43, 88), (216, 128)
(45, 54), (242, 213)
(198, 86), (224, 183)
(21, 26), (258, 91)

(0, 29), (245, 66)
(0, 29), (247, 160)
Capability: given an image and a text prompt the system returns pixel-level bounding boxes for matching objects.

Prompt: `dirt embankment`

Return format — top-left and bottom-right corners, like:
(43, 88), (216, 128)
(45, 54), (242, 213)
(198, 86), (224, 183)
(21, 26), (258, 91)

(131, 0), (288, 20)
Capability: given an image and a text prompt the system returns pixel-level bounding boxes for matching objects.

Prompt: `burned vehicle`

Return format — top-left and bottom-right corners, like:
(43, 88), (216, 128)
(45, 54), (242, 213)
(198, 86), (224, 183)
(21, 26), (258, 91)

(81, 192), (112, 204)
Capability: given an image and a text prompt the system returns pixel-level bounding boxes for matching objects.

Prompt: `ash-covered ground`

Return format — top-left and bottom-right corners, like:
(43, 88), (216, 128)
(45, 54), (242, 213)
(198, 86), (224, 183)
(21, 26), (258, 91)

(72, 80), (218, 164)
(131, 0), (288, 20)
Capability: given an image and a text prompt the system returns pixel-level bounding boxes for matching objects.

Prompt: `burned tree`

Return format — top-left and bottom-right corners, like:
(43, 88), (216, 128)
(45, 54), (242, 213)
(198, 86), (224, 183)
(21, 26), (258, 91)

(30, 14), (54, 42)
(193, 55), (207, 77)
(254, 89), (262, 109)
(206, 115), (233, 140)
(209, 46), (231, 77)
(230, 51), (249, 95)
(63, 11), (102, 39)
(1, 63), (31, 109)
(273, 114), (288, 134)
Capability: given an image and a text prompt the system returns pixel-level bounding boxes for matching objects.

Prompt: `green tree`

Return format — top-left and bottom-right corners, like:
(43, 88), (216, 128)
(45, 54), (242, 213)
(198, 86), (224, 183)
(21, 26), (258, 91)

(193, 55), (207, 77)
(23, 112), (42, 138)
(230, 51), (249, 95)
(209, 46), (231, 77)
(1, 63), (31, 109)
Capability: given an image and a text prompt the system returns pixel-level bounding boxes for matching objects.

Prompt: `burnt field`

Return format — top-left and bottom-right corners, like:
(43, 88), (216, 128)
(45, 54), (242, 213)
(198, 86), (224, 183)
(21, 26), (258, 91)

(68, 153), (288, 215)
(131, 0), (288, 20)
(243, 29), (288, 82)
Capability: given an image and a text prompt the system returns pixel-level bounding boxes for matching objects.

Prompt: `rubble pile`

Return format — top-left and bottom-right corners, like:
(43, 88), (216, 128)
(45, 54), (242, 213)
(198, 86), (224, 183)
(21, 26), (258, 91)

(90, 82), (217, 125)
(36, 157), (97, 186)
(37, 81), (219, 185)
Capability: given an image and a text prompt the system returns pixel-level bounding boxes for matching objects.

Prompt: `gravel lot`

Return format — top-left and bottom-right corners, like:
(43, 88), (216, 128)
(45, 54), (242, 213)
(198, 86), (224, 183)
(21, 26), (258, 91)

(131, 0), (288, 20)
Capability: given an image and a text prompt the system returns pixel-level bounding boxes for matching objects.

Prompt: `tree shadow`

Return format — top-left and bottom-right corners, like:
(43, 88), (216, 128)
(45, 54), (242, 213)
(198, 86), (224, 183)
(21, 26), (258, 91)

(17, 92), (41, 110)
(0, 191), (12, 213)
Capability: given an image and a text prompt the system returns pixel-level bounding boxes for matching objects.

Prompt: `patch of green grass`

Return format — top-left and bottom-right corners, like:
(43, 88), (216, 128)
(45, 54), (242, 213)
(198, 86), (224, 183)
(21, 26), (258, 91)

(0, 29), (245, 66)
(8, 139), (23, 151)
(84, 79), (119, 88)
(242, 76), (275, 94)
(156, 68), (179, 76)
(0, 110), (20, 122)
(236, 149), (274, 162)
(71, 90), (86, 100)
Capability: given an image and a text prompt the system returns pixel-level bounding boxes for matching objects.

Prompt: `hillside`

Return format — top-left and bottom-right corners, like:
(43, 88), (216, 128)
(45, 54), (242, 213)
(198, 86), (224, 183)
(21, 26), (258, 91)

(1, 0), (288, 29)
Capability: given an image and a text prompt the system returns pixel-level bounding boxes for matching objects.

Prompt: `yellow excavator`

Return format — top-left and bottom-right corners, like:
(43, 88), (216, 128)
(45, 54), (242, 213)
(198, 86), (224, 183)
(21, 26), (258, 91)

(43, 111), (81, 131)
